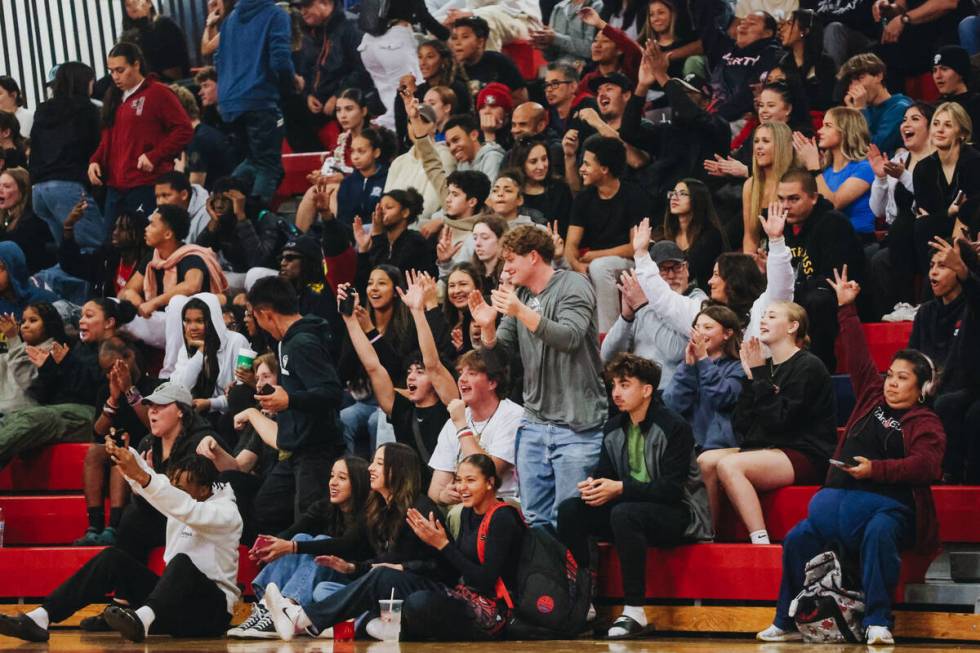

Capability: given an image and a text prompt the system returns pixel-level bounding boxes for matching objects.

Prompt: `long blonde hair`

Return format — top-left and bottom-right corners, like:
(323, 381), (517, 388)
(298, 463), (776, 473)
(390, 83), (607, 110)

(826, 107), (870, 163)
(769, 300), (812, 348)
(749, 122), (797, 228)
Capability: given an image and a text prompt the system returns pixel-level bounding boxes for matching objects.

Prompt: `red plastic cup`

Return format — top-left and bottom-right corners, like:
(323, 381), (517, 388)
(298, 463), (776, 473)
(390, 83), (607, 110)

(334, 619), (355, 640)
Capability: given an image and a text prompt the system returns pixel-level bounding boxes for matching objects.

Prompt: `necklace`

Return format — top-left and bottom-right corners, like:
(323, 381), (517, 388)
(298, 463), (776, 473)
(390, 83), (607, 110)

(468, 400), (502, 439)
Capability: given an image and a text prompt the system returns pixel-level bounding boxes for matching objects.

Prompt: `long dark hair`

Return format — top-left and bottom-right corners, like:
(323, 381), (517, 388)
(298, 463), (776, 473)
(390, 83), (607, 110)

(713, 253), (766, 327)
(114, 209), (152, 265)
(364, 443), (423, 552)
(0, 113), (25, 153)
(24, 301), (67, 345)
(471, 215), (507, 284)
(0, 77), (25, 108)
(789, 9), (823, 78)
(368, 265), (413, 353)
(51, 62), (95, 100)
(443, 261), (482, 336)
(661, 178), (729, 250)
(321, 455), (371, 535)
(418, 39), (463, 87)
(101, 42), (147, 127)
(121, 0), (158, 30)
(600, 0), (645, 34)
(181, 298), (221, 400)
(507, 139), (563, 186)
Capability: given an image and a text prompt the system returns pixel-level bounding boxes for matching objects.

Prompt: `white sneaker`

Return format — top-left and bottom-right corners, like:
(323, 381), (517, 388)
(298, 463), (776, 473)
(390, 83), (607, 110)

(756, 624), (803, 642)
(264, 583), (301, 642)
(882, 302), (918, 322)
(866, 625), (894, 645)
(586, 603), (597, 623)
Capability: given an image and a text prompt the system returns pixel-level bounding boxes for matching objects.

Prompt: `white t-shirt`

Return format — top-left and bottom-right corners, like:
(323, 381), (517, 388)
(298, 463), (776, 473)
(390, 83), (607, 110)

(428, 398), (523, 499)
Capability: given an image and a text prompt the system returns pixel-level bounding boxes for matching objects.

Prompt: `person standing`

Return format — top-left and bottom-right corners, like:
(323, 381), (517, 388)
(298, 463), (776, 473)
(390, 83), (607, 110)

(88, 42), (193, 237)
(216, 0), (300, 202)
(469, 225), (607, 527)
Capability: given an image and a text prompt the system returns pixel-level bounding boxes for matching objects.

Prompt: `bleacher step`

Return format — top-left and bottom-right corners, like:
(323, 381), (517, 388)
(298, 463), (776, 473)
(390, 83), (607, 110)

(905, 582), (980, 606)
(0, 495), (91, 545)
(0, 444), (87, 491)
(950, 550), (980, 582)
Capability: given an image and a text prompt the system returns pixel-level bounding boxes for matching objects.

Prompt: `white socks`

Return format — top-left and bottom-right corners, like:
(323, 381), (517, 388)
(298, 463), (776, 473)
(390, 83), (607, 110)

(26, 608), (49, 630)
(750, 530), (771, 545)
(135, 606), (156, 634)
(622, 605), (647, 626)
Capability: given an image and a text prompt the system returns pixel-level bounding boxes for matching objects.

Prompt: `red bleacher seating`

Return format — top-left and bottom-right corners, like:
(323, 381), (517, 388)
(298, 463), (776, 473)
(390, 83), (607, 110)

(836, 321), (914, 373)
(272, 152), (324, 208)
(501, 40), (546, 81)
(0, 495), (93, 545)
(0, 444), (87, 491)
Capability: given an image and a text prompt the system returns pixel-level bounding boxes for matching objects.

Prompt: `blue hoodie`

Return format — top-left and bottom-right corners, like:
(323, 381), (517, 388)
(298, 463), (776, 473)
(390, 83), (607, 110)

(216, 0), (295, 122)
(0, 242), (58, 319)
(663, 356), (745, 451)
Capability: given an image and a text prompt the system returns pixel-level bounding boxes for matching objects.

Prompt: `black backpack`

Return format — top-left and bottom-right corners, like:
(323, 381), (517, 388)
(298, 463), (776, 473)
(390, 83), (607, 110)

(357, 0), (391, 37)
(478, 504), (592, 638)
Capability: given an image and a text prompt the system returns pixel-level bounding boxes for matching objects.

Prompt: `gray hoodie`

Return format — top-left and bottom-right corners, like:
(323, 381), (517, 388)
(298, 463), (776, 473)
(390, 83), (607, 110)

(0, 335), (43, 414)
(491, 269), (607, 432)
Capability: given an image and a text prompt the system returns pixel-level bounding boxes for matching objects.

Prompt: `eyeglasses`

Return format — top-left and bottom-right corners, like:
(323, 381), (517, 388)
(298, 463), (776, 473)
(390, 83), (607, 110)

(659, 262), (686, 274)
(666, 190), (690, 199)
(543, 80), (573, 90)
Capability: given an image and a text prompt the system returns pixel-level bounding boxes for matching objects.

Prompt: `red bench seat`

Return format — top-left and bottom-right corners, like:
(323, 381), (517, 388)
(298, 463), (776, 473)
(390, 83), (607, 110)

(0, 444), (88, 492)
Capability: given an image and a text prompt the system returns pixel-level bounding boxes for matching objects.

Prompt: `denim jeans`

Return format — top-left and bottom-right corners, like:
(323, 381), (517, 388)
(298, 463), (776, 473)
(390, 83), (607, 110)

(515, 418), (602, 528)
(774, 488), (913, 630)
(341, 398), (381, 458)
(231, 109), (284, 202)
(252, 534), (348, 605)
(960, 16), (980, 55)
(104, 185), (157, 241)
(31, 180), (107, 248)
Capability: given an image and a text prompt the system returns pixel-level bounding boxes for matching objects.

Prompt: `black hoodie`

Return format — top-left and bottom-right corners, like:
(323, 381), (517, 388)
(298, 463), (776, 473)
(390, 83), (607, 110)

(784, 196), (866, 294)
(276, 315), (344, 454)
(909, 292), (966, 370)
(710, 36), (786, 121)
(28, 96), (101, 185)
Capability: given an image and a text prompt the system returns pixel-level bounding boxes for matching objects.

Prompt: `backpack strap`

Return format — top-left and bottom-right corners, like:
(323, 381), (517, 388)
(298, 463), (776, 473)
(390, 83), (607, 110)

(477, 502), (516, 610)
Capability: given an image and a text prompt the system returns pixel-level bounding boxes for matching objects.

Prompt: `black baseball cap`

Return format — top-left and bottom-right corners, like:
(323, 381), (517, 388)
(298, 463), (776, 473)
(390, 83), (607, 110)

(588, 71), (632, 94)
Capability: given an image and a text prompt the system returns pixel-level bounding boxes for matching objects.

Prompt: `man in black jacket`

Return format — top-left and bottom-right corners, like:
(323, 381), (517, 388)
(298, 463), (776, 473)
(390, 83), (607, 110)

(557, 353), (711, 639)
(246, 276), (344, 532)
(778, 170), (865, 371)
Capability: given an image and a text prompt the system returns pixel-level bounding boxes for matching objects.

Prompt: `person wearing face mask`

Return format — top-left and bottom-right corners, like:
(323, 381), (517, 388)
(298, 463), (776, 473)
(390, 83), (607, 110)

(0, 446), (241, 644)
(777, 169), (866, 371)
(758, 267), (944, 646)
(0, 298), (119, 468)
(601, 243), (709, 388)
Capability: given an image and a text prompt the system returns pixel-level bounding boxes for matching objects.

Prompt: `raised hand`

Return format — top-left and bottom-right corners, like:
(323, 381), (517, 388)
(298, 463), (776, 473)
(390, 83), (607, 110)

(828, 265), (861, 307)
(352, 215), (373, 253)
(617, 269), (647, 313)
(436, 226), (462, 263)
(928, 236), (968, 280)
(50, 341), (69, 365)
(867, 143), (887, 178)
(447, 398), (467, 428)
(0, 313), (18, 341)
(64, 197), (88, 230)
(490, 284), (524, 317)
(631, 217), (652, 255)
(397, 270), (427, 312)
(547, 220), (565, 259)
(578, 5), (605, 28)
(792, 131), (822, 170)
(468, 290), (498, 328)
(760, 200), (787, 240)
(26, 345), (49, 368)
(562, 129), (580, 159)
(703, 154), (749, 178)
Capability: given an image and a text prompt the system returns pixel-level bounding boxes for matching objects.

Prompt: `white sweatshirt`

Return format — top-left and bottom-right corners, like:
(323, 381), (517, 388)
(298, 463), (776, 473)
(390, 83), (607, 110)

(633, 236), (795, 340)
(126, 450), (243, 614)
(168, 292), (250, 413)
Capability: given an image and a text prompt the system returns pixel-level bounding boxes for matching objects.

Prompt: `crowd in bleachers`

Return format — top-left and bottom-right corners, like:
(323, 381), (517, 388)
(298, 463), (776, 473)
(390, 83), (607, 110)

(0, 0), (978, 645)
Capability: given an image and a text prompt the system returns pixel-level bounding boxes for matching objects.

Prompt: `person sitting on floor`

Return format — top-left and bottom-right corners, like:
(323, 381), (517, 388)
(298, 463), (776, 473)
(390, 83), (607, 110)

(0, 448), (241, 643)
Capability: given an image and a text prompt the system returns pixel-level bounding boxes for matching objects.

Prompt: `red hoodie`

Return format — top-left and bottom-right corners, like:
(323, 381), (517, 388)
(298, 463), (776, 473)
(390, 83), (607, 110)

(833, 303), (946, 554)
(90, 77), (193, 190)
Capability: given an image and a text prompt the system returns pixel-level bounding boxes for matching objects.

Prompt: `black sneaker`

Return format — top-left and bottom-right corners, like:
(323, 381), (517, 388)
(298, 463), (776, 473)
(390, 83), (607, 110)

(0, 613), (49, 642)
(79, 606), (112, 632)
(103, 606), (146, 643)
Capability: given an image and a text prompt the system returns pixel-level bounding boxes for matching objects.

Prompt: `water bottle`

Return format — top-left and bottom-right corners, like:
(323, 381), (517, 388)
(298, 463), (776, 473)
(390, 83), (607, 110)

(0, 506), (5, 548)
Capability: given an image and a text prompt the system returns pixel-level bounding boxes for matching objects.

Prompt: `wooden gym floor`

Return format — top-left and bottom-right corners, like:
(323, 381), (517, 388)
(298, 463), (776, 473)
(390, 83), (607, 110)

(1, 634), (980, 651)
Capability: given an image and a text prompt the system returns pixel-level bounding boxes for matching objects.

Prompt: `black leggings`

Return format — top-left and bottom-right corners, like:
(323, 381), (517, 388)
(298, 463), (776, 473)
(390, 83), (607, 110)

(43, 548), (230, 637)
(935, 388), (980, 483)
(557, 498), (689, 605)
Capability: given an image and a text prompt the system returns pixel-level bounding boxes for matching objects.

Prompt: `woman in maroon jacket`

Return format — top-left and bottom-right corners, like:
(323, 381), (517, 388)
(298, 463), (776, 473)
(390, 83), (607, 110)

(758, 265), (945, 647)
(88, 42), (193, 242)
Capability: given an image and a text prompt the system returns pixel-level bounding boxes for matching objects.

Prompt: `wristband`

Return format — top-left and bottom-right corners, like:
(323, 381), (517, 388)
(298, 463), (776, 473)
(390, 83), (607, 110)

(102, 403), (117, 416)
(125, 387), (142, 407)
(292, 540), (298, 554)
(457, 428), (475, 440)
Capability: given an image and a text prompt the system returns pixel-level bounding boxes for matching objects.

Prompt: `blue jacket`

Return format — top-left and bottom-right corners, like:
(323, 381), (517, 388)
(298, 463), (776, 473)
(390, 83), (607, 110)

(336, 164), (388, 226)
(216, 0), (295, 122)
(662, 356), (744, 451)
(0, 242), (58, 319)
